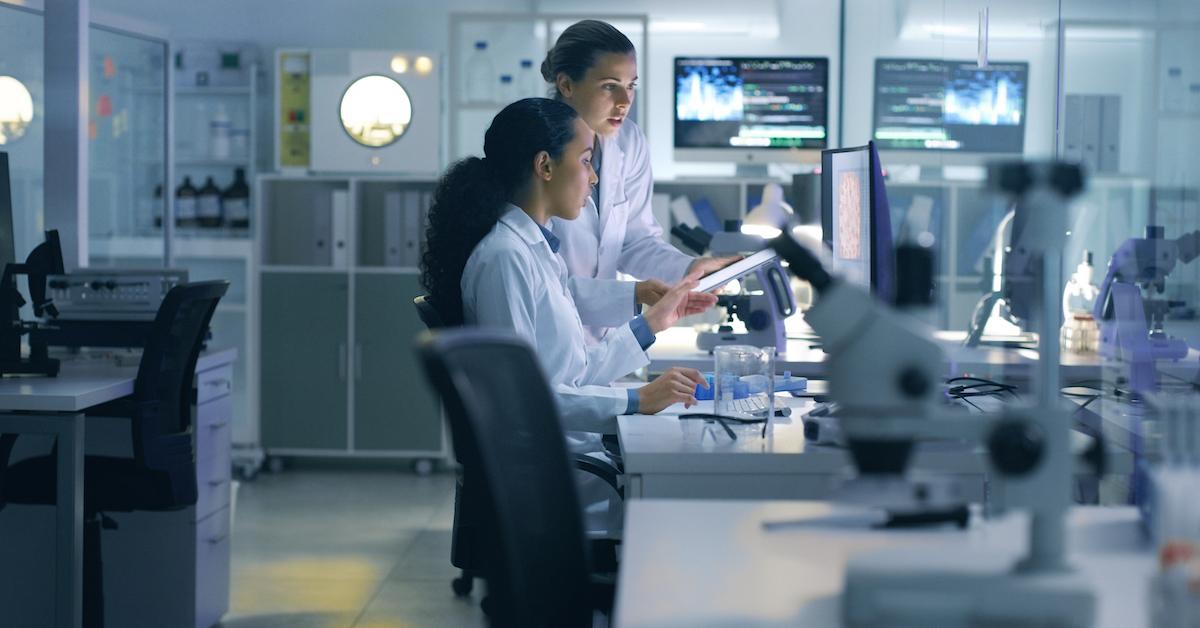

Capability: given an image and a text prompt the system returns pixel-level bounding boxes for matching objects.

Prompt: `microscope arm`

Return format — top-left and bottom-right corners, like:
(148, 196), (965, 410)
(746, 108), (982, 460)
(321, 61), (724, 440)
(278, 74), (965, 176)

(1175, 230), (1200, 264)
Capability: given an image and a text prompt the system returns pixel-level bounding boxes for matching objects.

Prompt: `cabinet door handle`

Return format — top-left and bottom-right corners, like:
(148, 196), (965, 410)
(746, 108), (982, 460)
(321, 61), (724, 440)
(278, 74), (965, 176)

(338, 342), (347, 381)
(205, 379), (231, 392)
(207, 421), (229, 430)
(355, 342), (363, 380)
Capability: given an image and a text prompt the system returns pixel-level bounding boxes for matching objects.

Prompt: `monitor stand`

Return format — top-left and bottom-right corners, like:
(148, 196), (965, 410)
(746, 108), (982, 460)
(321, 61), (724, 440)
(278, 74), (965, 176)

(735, 163), (770, 179)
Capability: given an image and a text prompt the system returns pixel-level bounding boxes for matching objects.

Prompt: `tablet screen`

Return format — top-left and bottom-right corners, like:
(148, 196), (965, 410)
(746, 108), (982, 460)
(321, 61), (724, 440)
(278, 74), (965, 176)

(695, 249), (779, 292)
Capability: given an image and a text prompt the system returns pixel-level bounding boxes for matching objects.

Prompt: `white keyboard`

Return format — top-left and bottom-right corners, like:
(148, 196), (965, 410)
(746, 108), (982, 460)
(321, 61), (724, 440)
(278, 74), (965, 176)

(728, 396), (769, 416)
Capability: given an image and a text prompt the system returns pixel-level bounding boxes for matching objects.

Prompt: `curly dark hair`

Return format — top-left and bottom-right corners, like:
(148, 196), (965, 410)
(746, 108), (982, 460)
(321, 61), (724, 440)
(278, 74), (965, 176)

(420, 98), (580, 325)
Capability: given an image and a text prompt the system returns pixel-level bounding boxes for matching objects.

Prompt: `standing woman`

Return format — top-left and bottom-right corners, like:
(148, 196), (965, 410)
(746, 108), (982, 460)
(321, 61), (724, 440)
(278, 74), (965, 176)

(543, 19), (737, 339)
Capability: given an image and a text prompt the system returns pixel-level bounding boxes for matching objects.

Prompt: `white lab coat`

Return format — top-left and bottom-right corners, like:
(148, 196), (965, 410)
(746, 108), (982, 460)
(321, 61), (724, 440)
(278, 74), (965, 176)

(462, 205), (649, 434)
(550, 118), (694, 339)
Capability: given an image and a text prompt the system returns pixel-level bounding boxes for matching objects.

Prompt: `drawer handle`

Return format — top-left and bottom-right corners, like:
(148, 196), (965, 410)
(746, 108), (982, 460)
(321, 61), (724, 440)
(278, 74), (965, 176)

(207, 421), (229, 429)
(204, 379), (232, 392)
(207, 479), (229, 487)
(207, 533), (228, 545)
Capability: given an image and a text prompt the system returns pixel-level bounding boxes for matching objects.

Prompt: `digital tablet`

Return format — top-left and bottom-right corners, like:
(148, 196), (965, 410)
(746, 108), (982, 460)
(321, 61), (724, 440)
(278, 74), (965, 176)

(695, 248), (779, 292)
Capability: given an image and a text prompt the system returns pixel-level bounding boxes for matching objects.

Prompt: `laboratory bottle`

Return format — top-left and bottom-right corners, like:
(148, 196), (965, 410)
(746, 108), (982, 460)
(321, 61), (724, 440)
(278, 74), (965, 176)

(1060, 250), (1100, 353)
(223, 168), (251, 230)
(519, 59), (541, 97)
(210, 103), (232, 159)
(466, 41), (494, 104)
(498, 74), (516, 104)
(175, 177), (198, 228)
(197, 176), (223, 228)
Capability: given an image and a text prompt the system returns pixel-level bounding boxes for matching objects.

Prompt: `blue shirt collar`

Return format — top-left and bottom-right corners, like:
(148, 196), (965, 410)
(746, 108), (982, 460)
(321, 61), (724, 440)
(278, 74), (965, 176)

(537, 223), (561, 253)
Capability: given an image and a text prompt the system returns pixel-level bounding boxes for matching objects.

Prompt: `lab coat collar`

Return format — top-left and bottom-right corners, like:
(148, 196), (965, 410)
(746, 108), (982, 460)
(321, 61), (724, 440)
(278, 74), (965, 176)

(498, 204), (555, 253)
(596, 131), (625, 234)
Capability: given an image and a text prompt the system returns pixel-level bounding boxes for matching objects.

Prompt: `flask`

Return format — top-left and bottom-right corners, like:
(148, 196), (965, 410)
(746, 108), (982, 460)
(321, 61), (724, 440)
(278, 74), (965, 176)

(223, 168), (251, 230)
(465, 41), (494, 104)
(197, 176), (223, 228)
(175, 177), (198, 228)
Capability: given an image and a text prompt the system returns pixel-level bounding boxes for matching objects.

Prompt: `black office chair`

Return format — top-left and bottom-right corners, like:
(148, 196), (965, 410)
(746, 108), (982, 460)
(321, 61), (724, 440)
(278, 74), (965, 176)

(411, 295), (622, 600)
(0, 280), (228, 627)
(418, 328), (612, 627)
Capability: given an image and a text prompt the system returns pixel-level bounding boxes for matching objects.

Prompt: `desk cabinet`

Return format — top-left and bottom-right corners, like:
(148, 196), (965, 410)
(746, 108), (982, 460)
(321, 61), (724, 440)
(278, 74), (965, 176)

(0, 350), (236, 628)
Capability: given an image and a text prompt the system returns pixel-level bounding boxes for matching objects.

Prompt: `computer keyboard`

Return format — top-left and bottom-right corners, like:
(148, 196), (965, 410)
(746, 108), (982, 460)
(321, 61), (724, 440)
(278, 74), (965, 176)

(729, 396), (769, 415)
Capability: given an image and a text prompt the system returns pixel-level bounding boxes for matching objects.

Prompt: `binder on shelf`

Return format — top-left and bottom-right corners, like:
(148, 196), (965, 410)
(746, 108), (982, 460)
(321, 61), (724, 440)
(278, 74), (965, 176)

(331, 188), (349, 268)
(312, 195), (332, 266)
(383, 191), (404, 267)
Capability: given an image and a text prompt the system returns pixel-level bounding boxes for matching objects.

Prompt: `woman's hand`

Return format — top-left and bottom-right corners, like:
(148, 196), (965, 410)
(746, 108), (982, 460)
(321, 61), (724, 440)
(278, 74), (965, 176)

(642, 274), (718, 333)
(637, 367), (707, 414)
(635, 279), (669, 306)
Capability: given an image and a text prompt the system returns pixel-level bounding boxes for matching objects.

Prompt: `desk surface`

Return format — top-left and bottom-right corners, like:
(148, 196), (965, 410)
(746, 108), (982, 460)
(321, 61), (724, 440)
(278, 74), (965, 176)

(618, 396), (1132, 479)
(0, 348), (237, 413)
(615, 500), (1152, 628)
(648, 326), (1199, 381)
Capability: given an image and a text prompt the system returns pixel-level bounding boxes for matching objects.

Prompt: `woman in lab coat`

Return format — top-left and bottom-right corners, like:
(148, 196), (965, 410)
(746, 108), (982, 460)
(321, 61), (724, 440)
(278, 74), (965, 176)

(420, 97), (715, 433)
(542, 20), (739, 340)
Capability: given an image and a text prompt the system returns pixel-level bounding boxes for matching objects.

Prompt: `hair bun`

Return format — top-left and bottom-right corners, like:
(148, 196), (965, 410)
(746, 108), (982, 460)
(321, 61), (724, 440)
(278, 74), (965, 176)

(539, 55), (554, 82)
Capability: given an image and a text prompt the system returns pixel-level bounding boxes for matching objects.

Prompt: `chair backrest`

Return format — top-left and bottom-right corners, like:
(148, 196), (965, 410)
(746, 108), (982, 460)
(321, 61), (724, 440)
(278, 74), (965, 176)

(413, 294), (445, 329)
(131, 280), (228, 507)
(417, 329), (591, 628)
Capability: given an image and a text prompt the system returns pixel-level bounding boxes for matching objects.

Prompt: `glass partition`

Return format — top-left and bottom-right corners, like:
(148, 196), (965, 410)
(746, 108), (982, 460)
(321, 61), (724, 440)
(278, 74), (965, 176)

(0, 3), (44, 261)
(87, 23), (168, 267)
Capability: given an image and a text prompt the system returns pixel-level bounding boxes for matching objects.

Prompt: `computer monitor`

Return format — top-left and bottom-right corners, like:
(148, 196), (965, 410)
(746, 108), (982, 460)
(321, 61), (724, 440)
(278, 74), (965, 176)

(821, 141), (895, 303)
(673, 57), (829, 166)
(872, 58), (1028, 161)
(0, 152), (15, 268)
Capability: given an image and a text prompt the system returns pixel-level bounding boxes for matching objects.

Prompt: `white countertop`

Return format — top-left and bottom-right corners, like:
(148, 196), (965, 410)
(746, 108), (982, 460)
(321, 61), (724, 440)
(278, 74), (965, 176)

(616, 500), (1153, 628)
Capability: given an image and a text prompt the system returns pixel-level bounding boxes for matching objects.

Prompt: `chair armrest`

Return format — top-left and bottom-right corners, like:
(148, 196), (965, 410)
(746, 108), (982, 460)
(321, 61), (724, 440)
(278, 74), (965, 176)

(573, 453), (622, 499)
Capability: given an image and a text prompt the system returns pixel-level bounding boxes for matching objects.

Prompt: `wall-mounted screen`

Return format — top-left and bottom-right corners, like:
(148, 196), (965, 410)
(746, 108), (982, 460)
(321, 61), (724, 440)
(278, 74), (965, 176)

(872, 58), (1028, 153)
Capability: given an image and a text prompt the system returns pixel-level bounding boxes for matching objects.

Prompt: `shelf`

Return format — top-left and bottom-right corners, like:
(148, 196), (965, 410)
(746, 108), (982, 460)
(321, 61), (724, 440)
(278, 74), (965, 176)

(260, 265), (348, 274)
(91, 235), (253, 259)
(177, 158), (253, 168)
(176, 86), (252, 96)
(353, 266), (421, 275)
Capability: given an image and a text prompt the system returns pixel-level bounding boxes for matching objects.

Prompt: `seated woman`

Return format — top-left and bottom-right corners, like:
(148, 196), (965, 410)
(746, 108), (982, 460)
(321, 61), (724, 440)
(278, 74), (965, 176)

(420, 97), (716, 433)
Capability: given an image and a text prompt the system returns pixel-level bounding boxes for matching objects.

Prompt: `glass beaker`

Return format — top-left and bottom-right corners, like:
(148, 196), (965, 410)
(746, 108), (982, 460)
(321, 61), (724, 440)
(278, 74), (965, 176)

(713, 345), (775, 418)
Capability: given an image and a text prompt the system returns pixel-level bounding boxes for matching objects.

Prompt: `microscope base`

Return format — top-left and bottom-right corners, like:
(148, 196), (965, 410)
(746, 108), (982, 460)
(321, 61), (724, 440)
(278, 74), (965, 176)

(843, 544), (1095, 628)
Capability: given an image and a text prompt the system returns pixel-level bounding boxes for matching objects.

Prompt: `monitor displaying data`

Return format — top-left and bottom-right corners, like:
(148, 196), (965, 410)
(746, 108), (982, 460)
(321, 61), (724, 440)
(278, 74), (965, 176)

(674, 57), (829, 150)
(873, 58), (1028, 153)
(824, 146), (871, 288)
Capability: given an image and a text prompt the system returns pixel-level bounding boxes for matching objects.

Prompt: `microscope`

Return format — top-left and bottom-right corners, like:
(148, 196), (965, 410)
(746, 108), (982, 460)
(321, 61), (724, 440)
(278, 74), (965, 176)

(771, 161), (1105, 628)
(1093, 225), (1199, 393)
(675, 216), (795, 355)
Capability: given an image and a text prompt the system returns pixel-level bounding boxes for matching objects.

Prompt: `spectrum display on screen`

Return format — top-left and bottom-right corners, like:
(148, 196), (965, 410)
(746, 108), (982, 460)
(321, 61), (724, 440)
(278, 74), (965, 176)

(674, 57), (829, 150)
(872, 58), (1028, 153)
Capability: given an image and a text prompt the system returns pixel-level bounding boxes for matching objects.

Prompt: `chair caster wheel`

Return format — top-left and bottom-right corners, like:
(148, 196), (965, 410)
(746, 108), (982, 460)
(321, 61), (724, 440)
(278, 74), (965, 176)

(451, 574), (473, 596)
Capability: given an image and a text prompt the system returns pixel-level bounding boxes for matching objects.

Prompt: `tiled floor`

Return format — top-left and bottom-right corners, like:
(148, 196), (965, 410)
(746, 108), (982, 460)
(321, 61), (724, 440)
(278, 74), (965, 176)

(219, 467), (486, 628)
